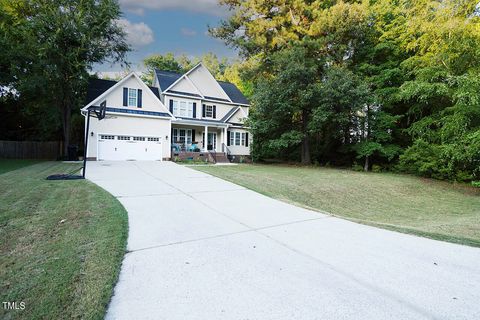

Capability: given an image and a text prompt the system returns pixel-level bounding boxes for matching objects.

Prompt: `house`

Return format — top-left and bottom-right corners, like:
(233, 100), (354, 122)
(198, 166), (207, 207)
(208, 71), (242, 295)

(82, 64), (251, 162)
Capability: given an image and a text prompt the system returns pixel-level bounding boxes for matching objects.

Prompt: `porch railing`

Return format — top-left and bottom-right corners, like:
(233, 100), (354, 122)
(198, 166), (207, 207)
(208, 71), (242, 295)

(222, 143), (231, 157)
(208, 150), (217, 163)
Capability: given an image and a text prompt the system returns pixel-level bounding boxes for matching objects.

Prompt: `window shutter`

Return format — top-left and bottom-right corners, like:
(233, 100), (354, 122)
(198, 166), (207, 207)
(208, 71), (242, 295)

(137, 89), (142, 108)
(245, 133), (249, 147)
(227, 131), (230, 146)
(202, 104), (206, 117)
(169, 99), (174, 113)
(213, 105), (216, 118)
(123, 88), (128, 106)
(192, 129), (196, 142)
(193, 103), (196, 118)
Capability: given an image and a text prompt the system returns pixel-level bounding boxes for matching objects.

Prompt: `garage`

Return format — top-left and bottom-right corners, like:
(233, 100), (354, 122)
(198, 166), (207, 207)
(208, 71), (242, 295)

(98, 134), (163, 161)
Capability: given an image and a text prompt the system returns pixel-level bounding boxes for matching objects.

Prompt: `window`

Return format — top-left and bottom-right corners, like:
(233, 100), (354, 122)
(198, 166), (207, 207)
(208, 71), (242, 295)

(172, 100), (194, 118)
(100, 135), (114, 140)
(128, 88), (137, 107)
(118, 136), (131, 141)
(229, 131), (247, 146)
(133, 136), (145, 141)
(235, 132), (241, 146)
(172, 128), (192, 144)
(148, 137), (160, 142)
(205, 105), (213, 118)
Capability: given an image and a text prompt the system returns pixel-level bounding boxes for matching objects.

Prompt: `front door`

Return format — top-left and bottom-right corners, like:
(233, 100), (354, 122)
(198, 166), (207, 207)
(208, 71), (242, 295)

(203, 132), (216, 151)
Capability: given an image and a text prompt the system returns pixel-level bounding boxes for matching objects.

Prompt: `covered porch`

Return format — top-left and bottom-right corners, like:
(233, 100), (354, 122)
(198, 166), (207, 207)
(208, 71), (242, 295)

(171, 119), (229, 154)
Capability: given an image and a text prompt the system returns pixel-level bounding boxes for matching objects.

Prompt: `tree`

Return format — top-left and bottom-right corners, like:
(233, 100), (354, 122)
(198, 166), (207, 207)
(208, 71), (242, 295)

(141, 52), (230, 84)
(142, 53), (183, 83)
(376, 0), (480, 180)
(251, 45), (324, 164)
(1, 0), (130, 154)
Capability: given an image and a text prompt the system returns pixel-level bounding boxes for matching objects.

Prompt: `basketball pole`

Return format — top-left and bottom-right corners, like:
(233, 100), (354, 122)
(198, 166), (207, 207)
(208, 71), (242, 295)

(82, 108), (91, 179)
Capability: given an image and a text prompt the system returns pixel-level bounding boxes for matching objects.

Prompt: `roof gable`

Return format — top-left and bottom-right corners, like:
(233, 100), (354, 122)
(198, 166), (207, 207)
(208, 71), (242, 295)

(154, 64), (250, 106)
(83, 72), (173, 118)
(221, 106), (247, 123)
(186, 64), (230, 101)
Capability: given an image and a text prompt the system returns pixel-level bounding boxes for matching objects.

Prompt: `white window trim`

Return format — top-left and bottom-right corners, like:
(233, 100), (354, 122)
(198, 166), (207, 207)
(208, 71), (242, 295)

(229, 130), (247, 147)
(172, 99), (194, 118)
(128, 88), (137, 107)
(205, 105), (214, 118)
(172, 128), (193, 145)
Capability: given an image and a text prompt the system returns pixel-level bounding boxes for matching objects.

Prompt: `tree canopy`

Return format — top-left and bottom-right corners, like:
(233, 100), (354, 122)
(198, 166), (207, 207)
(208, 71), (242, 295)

(213, 0), (480, 182)
(0, 0), (129, 153)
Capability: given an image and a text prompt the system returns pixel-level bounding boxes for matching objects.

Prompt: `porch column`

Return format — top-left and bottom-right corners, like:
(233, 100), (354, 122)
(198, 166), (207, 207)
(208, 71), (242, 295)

(223, 127), (227, 152)
(204, 125), (208, 152)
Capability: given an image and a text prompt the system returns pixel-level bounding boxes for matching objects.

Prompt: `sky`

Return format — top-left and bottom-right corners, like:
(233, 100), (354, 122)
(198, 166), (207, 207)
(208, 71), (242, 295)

(96, 0), (237, 74)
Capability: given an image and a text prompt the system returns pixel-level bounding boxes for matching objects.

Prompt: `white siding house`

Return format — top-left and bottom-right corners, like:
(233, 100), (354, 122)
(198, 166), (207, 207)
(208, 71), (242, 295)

(155, 63), (252, 159)
(82, 63), (251, 162)
(81, 73), (172, 161)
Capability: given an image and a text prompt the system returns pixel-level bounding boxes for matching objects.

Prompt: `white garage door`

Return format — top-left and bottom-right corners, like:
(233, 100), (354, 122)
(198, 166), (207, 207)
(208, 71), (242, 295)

(98, 135), (163, 161)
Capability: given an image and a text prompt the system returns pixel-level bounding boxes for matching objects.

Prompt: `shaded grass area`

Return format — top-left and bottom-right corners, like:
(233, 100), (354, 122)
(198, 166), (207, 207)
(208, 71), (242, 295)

(0, 159), (41, 175)
(195, 164), (480, 247)
(0, 162), (128, 319)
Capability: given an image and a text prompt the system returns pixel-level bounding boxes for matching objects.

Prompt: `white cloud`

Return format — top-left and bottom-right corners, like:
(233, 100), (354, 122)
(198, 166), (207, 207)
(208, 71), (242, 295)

(117, 18), (154, 47)
(119, 0), (227, 17)
(181, 27), (197, 37)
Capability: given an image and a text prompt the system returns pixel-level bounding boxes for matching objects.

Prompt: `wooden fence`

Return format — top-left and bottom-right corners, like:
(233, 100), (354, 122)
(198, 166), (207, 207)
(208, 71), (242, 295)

(0, 140), (61, 159)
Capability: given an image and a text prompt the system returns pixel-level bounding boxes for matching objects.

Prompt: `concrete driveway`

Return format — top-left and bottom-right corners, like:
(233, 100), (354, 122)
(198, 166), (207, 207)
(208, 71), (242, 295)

(87, 161), (480, 320)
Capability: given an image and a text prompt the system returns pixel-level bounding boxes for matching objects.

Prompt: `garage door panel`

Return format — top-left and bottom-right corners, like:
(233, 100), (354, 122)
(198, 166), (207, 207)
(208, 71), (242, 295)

(98, 135), (162, 161)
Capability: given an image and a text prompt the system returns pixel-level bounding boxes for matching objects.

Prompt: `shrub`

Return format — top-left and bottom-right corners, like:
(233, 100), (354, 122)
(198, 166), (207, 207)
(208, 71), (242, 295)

(371, 164), (382, 173)
(398, 134), (480, 182)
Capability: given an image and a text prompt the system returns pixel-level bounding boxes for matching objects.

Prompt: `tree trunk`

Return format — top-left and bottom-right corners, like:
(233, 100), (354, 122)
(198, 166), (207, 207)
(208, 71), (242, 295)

(61, 101), (72, 157)
(301, 109), (311, 164)
(364, 155), (369, 172)
(301, 135), (311, 164)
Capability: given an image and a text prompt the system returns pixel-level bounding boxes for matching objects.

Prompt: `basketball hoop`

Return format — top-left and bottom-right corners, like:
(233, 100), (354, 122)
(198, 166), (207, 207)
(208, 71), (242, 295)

(46, 100), (107, 180)
(95, 100), (106, 120)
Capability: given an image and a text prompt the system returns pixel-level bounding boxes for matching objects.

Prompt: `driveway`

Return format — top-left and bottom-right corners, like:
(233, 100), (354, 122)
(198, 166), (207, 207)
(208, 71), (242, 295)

(87, 161), (480, 320)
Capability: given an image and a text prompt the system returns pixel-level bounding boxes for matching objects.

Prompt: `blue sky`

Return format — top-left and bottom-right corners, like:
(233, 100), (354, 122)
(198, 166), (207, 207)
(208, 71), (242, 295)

(98, 0), (237, 72)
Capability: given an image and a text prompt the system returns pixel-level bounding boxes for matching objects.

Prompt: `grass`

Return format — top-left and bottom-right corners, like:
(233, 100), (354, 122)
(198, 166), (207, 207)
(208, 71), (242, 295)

(194, 164), (480, 247)
(0, 162), (128, 320)
(0, 159), (41, 175)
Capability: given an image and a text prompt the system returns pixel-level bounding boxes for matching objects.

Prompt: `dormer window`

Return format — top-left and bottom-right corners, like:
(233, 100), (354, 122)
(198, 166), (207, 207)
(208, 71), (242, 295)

(128, 88), (137, 106)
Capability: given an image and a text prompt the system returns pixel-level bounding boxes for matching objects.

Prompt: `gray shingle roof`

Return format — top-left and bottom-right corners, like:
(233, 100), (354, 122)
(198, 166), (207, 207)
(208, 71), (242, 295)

(155, 69), (182, 91)
(220, 107), (239, 122)
(218, 81), (250, 105)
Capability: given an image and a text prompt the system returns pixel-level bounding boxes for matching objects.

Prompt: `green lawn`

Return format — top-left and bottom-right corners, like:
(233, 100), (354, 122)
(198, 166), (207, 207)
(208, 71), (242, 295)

(195, 164), (480, 247)
(0, 162), (128, 320)
(0, 159), (41, 175)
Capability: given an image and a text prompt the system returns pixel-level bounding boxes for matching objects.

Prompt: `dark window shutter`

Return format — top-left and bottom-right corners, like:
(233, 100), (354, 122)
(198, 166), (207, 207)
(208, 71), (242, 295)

(192, 129), (196, 142)
(169, 99), (174, 113)
(193, 103), (196, 118)
(245, 133), (249, 147)
(202, 104), (206, 117)
(137, 89), (142, 108)
(227, 131), (230, 146)
(213, 105), (216, 118)
(123, 88), (128, 106)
